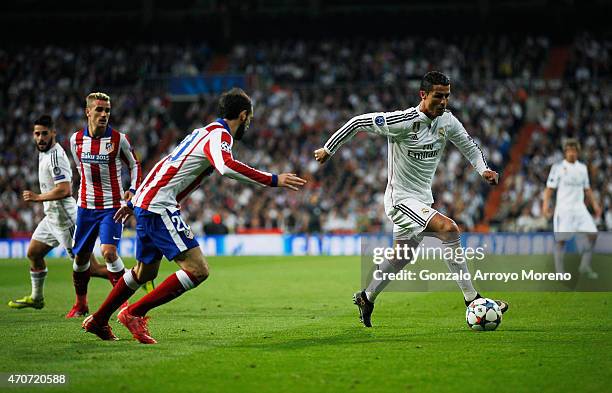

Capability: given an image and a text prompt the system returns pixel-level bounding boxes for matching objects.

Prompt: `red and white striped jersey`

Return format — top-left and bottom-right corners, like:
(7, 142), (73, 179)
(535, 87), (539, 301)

(70, 126), (142, 209)
(133, 119), (278, 214)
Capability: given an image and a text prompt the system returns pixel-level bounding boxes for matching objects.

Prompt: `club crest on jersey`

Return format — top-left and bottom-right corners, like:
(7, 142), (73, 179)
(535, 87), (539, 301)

(375, 116), (385, 126)
(421, 208), (430, 215)
(220, 141), (232, 153)
(410, 122), (420, 140)
(105, 142), (115, 153)
(437, 127), (446, 138)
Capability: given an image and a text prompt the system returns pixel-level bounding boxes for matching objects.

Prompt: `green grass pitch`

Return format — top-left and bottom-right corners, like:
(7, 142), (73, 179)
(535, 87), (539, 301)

(1, 256), (610, 393)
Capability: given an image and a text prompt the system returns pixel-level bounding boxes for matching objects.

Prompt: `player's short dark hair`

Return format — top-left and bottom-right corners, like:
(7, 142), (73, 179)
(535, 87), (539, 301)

(420, 71), (451, 92)
(217, 88), (252, 120)
(34, 115), (54, 129)
(563, 138), (581, 152)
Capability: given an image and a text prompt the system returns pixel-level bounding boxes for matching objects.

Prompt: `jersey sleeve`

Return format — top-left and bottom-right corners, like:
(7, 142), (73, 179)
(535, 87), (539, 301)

(51, 149), (72, 185)
(119, 133), (142, 192)
(583, 165), (591, 189)
(203, 130), (277, 187)
(69, 133), (79, 164)
(447, 114), (489, 175)
(546, 164), (559, 189)
(323, 110), (412, 156)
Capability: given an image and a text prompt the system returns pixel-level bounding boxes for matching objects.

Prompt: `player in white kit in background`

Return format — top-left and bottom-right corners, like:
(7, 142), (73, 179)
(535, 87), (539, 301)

(8, 115), (110, 310)
(314, 71), (509, 327)
(542, 138), (601, 279)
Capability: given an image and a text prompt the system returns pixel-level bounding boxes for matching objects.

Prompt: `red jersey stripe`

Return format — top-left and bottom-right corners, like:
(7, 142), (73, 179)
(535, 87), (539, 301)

(89, 137), (104, 208)
(139, 132), (213, 209)
(76, 130), (87, 208)
(108, 130), (122, 208)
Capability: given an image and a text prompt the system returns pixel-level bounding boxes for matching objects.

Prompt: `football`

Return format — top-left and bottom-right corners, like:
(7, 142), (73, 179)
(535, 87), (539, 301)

(466, 297), (503, 331)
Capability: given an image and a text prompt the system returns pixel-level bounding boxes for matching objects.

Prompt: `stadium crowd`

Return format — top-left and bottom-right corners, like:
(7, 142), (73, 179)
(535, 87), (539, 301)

(1, 34), (610, 237)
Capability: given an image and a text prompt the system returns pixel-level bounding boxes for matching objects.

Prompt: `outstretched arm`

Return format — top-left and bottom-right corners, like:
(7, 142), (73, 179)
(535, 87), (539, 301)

(448, 116), (498, 185)
(205, 130), (306, 189)
(315, 110), (411, 163)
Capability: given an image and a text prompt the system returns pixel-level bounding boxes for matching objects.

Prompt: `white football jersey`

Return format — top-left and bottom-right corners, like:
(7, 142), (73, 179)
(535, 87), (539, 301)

(323, 106), (489, 206)
(38, 143), (77, 228)
(546, 159), (590, 212)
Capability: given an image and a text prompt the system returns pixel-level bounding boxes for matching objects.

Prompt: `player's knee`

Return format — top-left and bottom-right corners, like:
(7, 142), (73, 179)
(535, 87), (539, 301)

(440, 218), (459, 233)
(437, 219), (460, 241)
(26, 249), (42, 263)
(101, 249), (118, 263)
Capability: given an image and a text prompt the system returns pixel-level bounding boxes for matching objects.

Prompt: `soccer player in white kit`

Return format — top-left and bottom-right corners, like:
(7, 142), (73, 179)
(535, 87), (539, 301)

(314, 71), (509, 327)
(542, 138), (601, 278)
(8, 116), (111, 310)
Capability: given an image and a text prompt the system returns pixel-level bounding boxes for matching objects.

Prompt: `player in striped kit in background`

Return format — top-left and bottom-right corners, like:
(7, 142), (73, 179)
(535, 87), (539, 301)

(83, 87), (306, 343)
(67, 92), (143, 318)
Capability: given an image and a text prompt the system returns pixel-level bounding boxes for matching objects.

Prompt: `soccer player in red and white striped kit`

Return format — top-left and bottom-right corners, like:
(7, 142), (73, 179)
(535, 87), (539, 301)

(83, 88), (306, 343)
(67, 92), (142, 318)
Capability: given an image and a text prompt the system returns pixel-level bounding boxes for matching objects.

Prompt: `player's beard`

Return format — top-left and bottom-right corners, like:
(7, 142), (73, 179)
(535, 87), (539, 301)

(234, 118), (250, 141)
(36, 138), (55, 152)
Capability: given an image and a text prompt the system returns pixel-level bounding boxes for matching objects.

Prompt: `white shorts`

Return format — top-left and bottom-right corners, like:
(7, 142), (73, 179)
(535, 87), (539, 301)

(31, 216), (75, 257)
(386, 198), (438, 241)
(553, 209), (597, 241)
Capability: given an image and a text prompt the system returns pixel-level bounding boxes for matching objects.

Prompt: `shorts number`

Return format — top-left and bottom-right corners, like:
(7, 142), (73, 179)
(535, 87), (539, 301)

(171, 215), (190, 232)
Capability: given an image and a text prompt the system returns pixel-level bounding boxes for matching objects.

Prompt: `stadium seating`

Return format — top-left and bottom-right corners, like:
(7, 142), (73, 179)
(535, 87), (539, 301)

(1, 35), (610, 236)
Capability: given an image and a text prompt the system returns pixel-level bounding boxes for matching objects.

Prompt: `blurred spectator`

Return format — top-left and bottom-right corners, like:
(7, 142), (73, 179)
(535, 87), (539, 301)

(204, 214), (229, 235)
(3, 35), (608, 236)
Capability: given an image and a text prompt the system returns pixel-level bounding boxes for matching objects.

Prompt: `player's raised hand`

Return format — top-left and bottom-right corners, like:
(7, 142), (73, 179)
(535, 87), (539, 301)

(482, 170), (499, 185)
(22, 190), (40, 202)
(314, 148), (330, 164)
(278, 173), (307, 191)
(113, 205), (134, 223)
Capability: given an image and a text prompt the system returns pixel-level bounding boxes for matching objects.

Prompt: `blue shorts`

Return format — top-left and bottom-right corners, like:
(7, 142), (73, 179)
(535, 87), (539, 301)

(134, 207), (200, 264)
(73, 207), (123, 255)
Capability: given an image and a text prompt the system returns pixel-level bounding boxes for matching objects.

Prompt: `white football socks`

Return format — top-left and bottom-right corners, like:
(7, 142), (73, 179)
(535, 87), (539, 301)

(579, 239), (595, 273)
(442, 237), (477, 302)
(554, 242), (566, 274)
(30, 268), (48, 301)
(106, 256), (125, 273)
(73, 260), (90, 272)
(365, 256), (411, 303)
